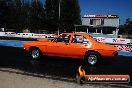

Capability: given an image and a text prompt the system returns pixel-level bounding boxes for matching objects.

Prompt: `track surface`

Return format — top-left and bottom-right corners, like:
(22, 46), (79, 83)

(0, 46), (132, 88)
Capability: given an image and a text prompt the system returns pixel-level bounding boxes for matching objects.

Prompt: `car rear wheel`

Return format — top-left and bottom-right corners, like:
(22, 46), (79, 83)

(84, 52), (100, 66)
(29, 47), (42, 60)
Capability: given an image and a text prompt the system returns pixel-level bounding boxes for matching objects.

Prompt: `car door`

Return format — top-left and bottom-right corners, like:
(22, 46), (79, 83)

(46, 34), (71, 56)
(67, 35), (90, 58)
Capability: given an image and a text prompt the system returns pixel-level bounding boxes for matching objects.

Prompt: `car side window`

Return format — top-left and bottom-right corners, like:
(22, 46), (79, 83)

(72, 35), (88, 44)
(54, 34), (71, 43)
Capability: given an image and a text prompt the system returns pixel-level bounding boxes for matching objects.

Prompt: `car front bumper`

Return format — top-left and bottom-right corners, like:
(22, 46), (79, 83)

(113, 51), (118, 56)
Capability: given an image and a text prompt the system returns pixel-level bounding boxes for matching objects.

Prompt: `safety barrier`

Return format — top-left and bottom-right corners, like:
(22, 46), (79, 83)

(96, 37), (132, 45)
(0, 32), (57, 39)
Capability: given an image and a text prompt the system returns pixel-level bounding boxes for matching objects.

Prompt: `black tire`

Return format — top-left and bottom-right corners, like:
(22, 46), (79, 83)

(29, 47), (42, 60)
(84, 52), (100, 66)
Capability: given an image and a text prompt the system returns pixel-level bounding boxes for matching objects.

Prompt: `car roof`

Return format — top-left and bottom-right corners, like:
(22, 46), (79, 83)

(62, 32), (90, 37)
(62, 33), (74, 35)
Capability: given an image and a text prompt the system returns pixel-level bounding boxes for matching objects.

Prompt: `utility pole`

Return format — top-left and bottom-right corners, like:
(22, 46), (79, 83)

(58, 0), (61, 36)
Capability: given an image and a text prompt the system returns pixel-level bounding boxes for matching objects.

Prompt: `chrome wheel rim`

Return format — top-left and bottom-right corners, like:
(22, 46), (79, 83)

(31, 49), (40, 59)
(88, 55), (97, 65)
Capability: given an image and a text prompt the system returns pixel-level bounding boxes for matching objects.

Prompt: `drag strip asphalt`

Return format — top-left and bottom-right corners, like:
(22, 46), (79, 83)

(0, 40), (23, 47)
(0, 46), (132, 87)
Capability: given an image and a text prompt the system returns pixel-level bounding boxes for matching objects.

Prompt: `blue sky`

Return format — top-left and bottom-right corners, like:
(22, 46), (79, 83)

(79, 0), (132, 24)
(39, 0), (132, 24)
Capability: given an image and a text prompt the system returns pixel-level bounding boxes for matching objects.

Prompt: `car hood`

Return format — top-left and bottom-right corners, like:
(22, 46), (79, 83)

(37, 38), (51, 42)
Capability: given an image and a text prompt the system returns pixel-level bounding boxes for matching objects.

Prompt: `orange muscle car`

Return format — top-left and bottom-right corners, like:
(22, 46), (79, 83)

(23, 33), (118, 66)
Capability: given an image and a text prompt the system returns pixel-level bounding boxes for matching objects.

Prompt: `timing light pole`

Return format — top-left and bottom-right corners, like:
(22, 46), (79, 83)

(58, 0), (61, 36)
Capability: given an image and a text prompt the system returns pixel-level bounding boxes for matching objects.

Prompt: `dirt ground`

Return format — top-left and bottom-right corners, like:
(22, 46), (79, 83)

(0, 68), (130, 88)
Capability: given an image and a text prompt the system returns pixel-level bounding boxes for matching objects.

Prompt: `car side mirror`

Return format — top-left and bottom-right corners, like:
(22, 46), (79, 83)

(51, 39), (54, 42)
(52, 38), (57, 42)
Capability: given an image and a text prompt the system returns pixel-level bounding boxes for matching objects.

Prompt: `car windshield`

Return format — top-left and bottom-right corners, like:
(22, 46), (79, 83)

(89, 35), (98, 42)
(53, 34), (71, 43)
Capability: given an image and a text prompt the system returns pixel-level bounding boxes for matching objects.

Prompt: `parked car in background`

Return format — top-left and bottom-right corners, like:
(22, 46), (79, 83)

(23, 33), (118, 66)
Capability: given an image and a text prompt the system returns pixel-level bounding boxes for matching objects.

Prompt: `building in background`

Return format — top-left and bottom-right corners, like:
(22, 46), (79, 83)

(82, 14), (119, 27)
(75, 14), (119, 38)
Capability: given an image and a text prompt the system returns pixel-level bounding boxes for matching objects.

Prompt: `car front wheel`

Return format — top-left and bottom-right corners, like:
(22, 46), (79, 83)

(84, 52), (100, 66)
(29, 48), (42, 60)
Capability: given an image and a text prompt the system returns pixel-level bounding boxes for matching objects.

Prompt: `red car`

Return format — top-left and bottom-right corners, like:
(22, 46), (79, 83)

(23, 33), (118, 66)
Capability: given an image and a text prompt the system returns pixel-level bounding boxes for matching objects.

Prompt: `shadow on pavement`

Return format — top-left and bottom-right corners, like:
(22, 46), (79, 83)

(0, 46), (132, 86)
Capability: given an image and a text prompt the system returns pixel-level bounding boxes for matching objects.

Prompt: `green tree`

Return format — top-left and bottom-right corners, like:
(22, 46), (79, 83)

(11, 0), (23, 30)
(60, 0), (81, 32)
(119, 25), (125, 34)
(0, 0), (10, 28)
(44, 0), (59, 32)
(125, 18), (132, 35)
(0, 0), (30, 31)
(30, 0), (45, 32)
(44, 0), (81, 32)
(10, 0), (31, 32)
